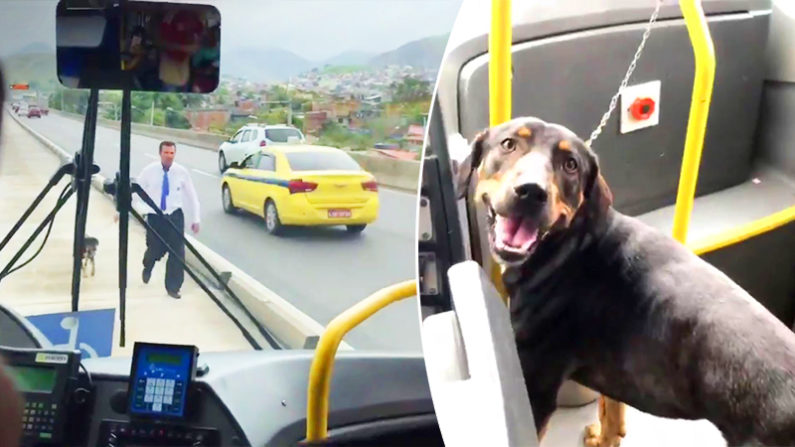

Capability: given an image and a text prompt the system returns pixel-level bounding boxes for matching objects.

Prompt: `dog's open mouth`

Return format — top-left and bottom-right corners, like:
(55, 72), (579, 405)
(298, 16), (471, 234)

(495, 214), (538, 252)
(484, 197), (548, 264)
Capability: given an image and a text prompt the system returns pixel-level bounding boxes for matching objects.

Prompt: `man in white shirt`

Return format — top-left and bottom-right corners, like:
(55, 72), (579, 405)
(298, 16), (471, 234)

(134, 141), (200, 299)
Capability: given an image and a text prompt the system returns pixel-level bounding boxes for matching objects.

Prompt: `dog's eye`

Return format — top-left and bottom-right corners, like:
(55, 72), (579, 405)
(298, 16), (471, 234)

(500, 138), (516, 153)
(564, 157), (578, 173)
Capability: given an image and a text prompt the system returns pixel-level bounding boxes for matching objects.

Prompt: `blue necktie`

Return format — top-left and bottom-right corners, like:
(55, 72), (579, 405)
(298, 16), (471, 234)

(160, 170), (169, 211)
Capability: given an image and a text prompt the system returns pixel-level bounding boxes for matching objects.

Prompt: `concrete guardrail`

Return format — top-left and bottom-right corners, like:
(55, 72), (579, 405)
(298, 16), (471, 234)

(52, 109), (420, 192)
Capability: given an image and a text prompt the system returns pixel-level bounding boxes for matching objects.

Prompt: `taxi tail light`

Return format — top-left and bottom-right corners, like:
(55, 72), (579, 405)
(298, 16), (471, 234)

(288, 179), (317, 194)
(259, 140), (267, 147)
(362, 180), (378, 192)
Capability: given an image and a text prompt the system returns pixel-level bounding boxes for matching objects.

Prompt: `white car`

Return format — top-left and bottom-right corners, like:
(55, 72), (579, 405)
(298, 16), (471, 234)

(217, 124), (306, 172)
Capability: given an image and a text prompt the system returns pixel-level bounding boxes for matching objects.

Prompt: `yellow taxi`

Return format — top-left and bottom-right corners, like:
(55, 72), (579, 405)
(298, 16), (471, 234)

(220, 145), (379, 234)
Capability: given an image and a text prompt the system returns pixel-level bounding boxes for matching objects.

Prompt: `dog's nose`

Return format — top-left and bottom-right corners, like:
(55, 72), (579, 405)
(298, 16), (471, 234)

(514, 183), (548, 204)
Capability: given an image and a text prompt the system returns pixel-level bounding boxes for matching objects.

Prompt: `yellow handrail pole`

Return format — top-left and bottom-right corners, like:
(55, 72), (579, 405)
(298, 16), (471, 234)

(490, 0), (512, 127)
(305, 280), (418, 442)
(672, 0), (716, 243)
(688, 205), (795, 256)
(489, 0), (512, 302)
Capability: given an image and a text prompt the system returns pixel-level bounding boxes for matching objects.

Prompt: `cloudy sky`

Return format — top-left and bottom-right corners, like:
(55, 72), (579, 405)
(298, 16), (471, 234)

(0, 0), (463, 61)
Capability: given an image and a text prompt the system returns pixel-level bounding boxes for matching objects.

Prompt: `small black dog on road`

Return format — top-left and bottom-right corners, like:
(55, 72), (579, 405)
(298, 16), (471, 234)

(81, 236), (99, 278)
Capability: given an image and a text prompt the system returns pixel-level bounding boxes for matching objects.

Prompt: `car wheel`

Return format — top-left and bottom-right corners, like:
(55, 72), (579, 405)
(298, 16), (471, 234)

(222, 184), (237, 214)
(264, 200), (283, 235)
(346, 224), (366, 234)
(218, 152), (228, 173)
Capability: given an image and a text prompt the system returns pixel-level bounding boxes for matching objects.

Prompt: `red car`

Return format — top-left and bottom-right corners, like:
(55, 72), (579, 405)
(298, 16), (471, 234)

(27, 107), (41, 118)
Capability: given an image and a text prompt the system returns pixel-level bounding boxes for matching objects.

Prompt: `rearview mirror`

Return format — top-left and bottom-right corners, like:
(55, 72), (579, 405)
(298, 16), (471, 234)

(229, 161), (240, 169)
(56, 0), (221, 93)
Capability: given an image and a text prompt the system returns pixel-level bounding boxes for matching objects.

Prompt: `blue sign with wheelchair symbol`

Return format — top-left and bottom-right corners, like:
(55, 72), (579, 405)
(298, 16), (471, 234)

(27, 308), (115, 359)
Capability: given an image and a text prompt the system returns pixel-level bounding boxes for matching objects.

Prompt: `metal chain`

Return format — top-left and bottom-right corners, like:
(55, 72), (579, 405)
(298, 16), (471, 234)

(586, 0), (665, 147)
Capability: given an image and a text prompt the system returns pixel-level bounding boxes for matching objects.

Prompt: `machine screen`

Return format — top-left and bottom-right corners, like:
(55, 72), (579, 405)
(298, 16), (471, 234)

(129, 344), (194, 418)
(6, 365), (56, 393)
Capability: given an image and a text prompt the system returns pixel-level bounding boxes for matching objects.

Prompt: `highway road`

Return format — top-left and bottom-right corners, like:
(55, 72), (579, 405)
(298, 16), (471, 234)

(21, 112), (421, 352)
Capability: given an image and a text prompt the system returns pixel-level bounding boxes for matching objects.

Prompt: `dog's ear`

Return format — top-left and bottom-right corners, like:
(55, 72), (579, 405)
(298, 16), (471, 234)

(454, 130), (489, 199)
(584, 150), (613, 216)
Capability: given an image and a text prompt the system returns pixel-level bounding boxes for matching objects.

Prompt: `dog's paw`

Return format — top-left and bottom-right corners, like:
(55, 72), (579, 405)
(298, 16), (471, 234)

(584, 422), (600, 446)
(584, 421), (624, 447)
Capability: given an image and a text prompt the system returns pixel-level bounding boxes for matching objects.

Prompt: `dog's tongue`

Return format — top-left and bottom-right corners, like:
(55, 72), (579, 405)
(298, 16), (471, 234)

(495, 215), (538, 251)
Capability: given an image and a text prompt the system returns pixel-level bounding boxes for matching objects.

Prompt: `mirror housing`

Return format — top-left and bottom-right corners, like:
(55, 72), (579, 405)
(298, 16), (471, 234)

(56, 0), (221, 92)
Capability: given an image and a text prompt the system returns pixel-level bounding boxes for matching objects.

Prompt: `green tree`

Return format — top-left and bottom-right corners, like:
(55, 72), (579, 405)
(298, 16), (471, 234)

(131, 92), (155, 123)
(268, 85), (291, 102)
(152, 109), (166, 127)
(292, 116), (304, 131)
(390, 77), (431, 103)
(165, 110), (191, 129)
(316, 121), (374, 151)
(214, 85), (231, 106)
(366, 116), (402, 141)
(183, 93), (204, 108)
(154, 93), (183, 111)
(49, 90), (63, 110)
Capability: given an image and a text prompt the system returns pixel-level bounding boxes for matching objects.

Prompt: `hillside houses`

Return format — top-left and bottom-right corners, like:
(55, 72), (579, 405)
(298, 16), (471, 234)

(184, 64), (430, 155)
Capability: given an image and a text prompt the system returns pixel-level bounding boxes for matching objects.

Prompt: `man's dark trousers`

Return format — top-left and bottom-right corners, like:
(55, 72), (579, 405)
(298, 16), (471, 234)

(143, 208), (185, 293)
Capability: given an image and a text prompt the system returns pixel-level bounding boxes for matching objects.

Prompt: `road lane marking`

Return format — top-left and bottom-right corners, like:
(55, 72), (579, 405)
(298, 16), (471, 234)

(192, 168), (219, 179)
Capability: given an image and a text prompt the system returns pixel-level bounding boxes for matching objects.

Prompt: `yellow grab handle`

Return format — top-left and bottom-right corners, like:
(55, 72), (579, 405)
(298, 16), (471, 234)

(672, 0), (716, 243)
(488, 0), (513, 301)
(305, 280), (418, 442)
(490, 0), (512, 127)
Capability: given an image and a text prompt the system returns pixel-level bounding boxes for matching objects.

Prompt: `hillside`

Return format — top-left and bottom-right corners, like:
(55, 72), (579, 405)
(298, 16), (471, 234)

(1, 52), (59, 90)
(368, 34), (448, 70)
(221, 47), (314, 83)
(0, 33), (451, 87)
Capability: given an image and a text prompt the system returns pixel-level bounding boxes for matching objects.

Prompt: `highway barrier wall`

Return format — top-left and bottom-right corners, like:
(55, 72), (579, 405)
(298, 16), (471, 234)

(52, 109), (420, 192)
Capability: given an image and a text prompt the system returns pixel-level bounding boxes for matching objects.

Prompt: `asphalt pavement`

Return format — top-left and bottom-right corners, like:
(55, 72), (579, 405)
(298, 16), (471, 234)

(20, 112), (421, 352)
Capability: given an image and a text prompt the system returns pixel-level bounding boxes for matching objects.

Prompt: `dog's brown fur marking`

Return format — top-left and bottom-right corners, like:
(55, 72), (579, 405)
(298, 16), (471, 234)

(585, 396), (626, 447)
(550, 182), (575, 226)
(558, 139), (572, 151)
(475, 178), (503, 200)
(517, 126), (532, 138)
(538, 421), (549, 443)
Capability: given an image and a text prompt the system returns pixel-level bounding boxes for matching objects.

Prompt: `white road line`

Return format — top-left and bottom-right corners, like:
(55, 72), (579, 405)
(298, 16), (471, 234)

(192, 168), (219, 179)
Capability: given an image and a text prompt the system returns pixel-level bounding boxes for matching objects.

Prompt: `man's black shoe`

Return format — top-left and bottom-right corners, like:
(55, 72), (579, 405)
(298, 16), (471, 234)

(142, 268), (152, 284)
(167, 290), (181, 299)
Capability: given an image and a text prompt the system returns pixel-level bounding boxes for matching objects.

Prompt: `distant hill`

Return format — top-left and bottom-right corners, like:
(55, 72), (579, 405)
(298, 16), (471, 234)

(1, 52), (59, 90)
(320, 65), (372, 75)
(0, 41), (55, 58)
(223, 34), (449, 81)
(323, 50), (375, 67)
(221, 47), (315, 83)
(1, 34), (451, 87)
(15, 42), (55, 55)
(368, 34), (448, 70)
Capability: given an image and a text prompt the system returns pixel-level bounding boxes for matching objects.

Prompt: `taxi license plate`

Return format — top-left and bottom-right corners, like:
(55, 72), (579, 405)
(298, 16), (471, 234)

(328, 209), (351, 218)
